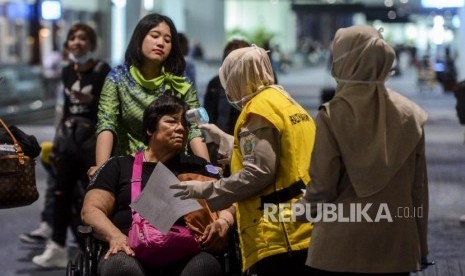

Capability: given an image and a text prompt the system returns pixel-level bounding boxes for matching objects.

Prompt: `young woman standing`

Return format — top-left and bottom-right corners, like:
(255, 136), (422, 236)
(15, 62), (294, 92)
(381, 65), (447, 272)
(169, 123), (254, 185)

(89, 13), (209, 179)
(33, 23), (111, 268)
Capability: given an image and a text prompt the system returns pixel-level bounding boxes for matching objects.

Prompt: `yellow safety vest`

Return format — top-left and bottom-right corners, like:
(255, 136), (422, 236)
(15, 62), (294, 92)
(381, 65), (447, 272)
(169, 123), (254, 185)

(231, 87), (316, 271)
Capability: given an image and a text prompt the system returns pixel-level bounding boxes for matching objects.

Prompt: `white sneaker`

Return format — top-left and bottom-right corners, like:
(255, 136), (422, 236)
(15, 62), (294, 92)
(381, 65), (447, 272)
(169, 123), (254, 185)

(460, 214), (465, 224)
(19, 222), (52, 244)
(32, 240), (68, 268)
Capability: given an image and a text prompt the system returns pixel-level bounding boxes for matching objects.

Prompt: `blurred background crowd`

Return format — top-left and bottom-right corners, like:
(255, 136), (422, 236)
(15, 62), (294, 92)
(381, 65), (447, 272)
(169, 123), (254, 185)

(1, 0), (465, 123)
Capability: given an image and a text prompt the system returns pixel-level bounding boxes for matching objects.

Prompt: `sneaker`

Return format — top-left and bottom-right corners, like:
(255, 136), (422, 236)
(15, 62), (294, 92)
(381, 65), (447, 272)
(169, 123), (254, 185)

(19, 222), (52, 244)
(32, 240), (68, 268)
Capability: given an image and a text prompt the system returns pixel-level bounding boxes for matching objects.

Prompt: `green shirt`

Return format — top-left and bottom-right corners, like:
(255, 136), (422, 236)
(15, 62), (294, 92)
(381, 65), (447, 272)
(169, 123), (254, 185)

(96, 64), (201, 156)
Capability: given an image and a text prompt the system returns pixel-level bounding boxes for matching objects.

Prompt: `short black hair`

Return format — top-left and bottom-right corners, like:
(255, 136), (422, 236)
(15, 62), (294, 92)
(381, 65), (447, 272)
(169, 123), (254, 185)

(124, 13), (185, 75)
(223, 39), (250, 61)
(142, 93), (189, 145)
(178, 32), (189, 56)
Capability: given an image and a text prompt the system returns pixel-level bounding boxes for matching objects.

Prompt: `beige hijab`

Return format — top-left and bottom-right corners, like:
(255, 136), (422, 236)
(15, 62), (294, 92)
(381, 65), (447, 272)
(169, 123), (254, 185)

(219, 46), (277, 109)
(329, 25), (427, 197)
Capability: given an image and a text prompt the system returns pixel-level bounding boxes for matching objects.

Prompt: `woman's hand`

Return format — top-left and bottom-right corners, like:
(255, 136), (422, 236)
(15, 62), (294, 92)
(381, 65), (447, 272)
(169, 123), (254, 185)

(87, 165), (99, 180)
(104, 233), (135, 260)
(199, 218), (230, 254)
(70, 91), (94, 104)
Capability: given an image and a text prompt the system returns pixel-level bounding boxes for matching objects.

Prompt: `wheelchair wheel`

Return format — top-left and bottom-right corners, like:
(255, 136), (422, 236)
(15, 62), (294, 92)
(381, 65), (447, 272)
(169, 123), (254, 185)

(76, 253), (84, 276)
(66, 259), (78, 276)
(76, 225), (103, 276)
(82, 247), (91, 276)
(89, 238), (102, 276)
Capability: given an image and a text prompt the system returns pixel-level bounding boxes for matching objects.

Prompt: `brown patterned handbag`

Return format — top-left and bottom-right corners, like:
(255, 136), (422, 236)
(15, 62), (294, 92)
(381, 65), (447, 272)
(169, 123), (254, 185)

(0, 118), (39, 209)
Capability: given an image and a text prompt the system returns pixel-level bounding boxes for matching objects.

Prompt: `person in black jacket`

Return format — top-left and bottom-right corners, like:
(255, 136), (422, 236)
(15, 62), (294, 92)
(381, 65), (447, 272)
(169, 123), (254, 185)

(203, 40), (250, 170)
(454, 80), (465, 128)
(454, 82), (465, 222)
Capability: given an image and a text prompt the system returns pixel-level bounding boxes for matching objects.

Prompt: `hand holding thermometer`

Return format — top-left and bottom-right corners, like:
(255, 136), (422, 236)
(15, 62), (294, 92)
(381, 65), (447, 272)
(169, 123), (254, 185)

(185, 107), (212, 142)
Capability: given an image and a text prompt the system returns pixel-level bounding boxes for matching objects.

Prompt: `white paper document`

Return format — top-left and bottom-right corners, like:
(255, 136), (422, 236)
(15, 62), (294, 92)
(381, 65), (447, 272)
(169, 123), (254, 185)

(130, 162), (202, 234)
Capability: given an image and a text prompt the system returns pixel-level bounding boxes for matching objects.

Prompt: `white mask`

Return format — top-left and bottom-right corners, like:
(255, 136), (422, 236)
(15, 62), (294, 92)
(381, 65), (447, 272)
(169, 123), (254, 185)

(68, 52), (93, 64)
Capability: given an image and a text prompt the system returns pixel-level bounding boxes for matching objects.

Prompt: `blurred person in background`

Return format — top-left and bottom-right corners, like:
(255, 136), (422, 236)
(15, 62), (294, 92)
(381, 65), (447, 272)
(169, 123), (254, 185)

(20, 43), (72, 245)
(454, 80), (465, 223)
(435, 46), (457, 93)
(178, 32), (197, 90)
(203, 39), (250, 171)
(32, 23), (111, 268)
(19, 142), (55, 244)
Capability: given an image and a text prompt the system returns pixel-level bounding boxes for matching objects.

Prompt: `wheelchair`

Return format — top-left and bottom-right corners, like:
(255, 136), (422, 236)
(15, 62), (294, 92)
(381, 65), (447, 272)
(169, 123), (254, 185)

(66, 226), (102, 276)
(66, 225), (242, 276)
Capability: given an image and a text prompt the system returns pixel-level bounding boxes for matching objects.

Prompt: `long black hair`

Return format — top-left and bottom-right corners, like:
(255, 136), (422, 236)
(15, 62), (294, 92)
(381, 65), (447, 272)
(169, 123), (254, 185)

(124, 13), (185, 75)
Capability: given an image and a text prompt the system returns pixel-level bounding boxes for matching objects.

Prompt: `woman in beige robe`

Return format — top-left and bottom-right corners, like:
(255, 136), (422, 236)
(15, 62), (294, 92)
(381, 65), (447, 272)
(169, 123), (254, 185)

(299, 25), (430, 275)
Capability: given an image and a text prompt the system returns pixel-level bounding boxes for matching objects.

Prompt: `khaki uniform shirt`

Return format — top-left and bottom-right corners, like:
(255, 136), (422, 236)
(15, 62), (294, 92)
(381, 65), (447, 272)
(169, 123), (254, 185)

(208, 115), (279, 211)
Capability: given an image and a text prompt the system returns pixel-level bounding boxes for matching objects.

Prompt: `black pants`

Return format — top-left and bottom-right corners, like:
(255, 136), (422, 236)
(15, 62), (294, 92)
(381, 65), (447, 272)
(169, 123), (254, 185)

(51, 153), (93, 248)
(40, 171), (56, 226)
(252, 249), (311, 276)
(98, 251), (224, 276)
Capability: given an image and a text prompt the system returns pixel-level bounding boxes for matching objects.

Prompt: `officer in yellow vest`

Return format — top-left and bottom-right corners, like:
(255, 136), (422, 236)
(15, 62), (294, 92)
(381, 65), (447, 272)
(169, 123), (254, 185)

(172, 45), (316, 275)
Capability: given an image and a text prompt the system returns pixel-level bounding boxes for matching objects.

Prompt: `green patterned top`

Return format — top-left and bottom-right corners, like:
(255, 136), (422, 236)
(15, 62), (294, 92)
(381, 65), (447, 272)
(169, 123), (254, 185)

(96, 64), (201, 156)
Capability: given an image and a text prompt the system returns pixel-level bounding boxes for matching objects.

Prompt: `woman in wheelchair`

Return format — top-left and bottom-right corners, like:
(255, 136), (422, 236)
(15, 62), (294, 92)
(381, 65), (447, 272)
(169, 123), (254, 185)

(81, 94), (235, 276)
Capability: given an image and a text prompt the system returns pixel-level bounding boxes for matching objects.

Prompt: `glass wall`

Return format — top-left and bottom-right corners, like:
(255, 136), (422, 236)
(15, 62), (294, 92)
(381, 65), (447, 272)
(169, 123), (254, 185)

(0, 0), (109, 124)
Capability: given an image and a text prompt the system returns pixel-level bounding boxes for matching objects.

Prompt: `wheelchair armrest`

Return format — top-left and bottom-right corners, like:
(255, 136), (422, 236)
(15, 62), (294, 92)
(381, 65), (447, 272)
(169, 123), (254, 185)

(68, 225), (102, 276)
(78, 225), (93, 236)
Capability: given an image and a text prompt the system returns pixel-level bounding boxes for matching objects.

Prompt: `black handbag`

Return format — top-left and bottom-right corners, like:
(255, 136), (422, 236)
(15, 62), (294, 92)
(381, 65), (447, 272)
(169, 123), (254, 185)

(54, 116), (96, 157)
(0, 118), (39, 209)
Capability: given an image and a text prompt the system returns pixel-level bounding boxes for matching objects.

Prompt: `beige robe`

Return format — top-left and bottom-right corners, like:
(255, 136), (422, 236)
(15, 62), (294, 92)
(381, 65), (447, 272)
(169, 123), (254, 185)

(299, 25), (428, 273)
(301, 100), (428, 273)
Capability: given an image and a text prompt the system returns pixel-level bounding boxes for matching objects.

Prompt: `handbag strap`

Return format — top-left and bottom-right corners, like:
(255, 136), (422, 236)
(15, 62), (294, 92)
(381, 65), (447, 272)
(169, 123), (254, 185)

(0, 118), (26, 165)
(131, 150), (144, 202)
